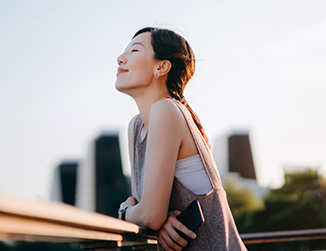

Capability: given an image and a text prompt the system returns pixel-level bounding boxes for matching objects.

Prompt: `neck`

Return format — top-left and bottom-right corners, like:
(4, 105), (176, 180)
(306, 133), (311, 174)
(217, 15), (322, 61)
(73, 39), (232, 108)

(124, 77), (171, 129)
(131, 87), (170, 131)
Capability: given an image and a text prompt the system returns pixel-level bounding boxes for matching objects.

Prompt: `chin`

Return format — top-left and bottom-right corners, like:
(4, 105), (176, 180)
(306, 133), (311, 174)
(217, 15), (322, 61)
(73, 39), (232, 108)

(115, 81), (132, 96)
(115, 80), (125, 91)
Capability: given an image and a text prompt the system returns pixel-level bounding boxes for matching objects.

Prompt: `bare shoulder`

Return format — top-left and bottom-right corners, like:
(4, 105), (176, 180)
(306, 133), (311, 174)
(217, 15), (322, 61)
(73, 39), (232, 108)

(150, 99), (183, 122)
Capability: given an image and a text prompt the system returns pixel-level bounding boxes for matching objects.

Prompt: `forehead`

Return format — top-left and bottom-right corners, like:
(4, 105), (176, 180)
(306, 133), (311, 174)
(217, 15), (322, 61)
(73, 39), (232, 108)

(128, 32), (152, 48)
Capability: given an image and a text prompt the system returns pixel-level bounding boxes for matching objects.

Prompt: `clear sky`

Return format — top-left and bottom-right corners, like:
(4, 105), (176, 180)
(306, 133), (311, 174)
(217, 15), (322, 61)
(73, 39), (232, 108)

(1, 0), (325, 200)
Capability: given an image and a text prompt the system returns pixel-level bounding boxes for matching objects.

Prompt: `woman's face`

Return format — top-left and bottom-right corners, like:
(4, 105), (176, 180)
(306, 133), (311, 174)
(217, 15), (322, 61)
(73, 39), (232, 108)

(115, 32), (158, 95)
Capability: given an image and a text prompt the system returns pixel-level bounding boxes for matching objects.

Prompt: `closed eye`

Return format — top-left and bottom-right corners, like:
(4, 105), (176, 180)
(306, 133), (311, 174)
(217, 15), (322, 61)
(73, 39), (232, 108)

(131, 49), (139, 52)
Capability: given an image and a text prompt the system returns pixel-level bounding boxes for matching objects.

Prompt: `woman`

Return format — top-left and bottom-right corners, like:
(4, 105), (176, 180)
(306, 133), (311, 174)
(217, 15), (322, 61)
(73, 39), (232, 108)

(116, 27), (247, 251)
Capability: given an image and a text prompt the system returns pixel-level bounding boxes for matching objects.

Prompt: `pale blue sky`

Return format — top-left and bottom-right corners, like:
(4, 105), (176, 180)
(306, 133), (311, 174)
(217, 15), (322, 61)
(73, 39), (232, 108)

(1, 0), (325, 200)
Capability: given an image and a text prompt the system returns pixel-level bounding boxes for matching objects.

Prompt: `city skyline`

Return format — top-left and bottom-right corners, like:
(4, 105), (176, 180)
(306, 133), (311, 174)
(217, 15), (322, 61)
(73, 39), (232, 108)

(1, 0), (325, 200)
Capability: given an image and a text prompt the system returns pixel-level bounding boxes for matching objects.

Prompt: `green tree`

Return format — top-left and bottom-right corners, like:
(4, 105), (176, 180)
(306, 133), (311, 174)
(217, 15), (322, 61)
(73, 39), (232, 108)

(223, 175), (263, 233)
(251, 169), (326, 233)
(246, 169), (326, 251)
(225, 170), (326, 250)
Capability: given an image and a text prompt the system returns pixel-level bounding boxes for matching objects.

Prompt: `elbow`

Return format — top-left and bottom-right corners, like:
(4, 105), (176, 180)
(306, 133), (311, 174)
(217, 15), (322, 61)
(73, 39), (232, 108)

(126, 202), (167, 231)
(132, 202), (168, 231)
(143, 213), (166, 231)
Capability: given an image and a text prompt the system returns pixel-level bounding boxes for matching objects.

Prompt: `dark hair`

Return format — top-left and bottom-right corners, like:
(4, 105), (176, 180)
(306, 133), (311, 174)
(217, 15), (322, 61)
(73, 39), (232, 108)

(133, 27), (210, 148)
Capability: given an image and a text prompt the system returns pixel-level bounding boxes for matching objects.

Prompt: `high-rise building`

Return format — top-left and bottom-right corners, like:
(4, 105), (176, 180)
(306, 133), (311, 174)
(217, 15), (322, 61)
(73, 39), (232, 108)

(213, 129), (266, 196)
(75, 131), (130, 217)
(50, 160), (79, 206)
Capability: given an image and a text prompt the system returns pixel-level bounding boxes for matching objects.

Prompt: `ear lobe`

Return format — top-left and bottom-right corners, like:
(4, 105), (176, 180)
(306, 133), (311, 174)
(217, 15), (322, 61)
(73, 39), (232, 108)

(158, 60), (171, 76)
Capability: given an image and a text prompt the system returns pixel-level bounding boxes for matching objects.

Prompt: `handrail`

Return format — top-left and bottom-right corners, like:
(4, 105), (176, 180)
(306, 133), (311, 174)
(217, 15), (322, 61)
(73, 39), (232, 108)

(241, 228), (326, 244)
(0, 195), (157, 249)
(0, 195), (138, 234)
(2, 195), (326, 249)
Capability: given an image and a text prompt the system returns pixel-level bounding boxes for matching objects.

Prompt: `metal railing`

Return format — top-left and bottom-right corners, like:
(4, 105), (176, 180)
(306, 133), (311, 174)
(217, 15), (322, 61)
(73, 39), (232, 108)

(1, 194), (326, 250)
(241, 228), (326, 244)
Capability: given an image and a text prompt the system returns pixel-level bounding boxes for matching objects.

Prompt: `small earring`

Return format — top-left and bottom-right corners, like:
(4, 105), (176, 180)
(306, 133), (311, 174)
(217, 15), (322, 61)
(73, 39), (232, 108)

(154, 73), (160, 79)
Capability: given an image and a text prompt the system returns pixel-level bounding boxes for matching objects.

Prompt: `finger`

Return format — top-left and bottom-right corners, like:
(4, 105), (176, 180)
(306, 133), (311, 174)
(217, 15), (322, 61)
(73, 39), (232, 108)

(170, 210), (181, 217)
(159, 230), (181, 251)
(174, 221), (197, 240)
(159, 236), (172, 251)
(159, 221), (185, 250)
(169, 228), (188, 247)
(164, 218), (188, 247)
(165, 235), (183, 251)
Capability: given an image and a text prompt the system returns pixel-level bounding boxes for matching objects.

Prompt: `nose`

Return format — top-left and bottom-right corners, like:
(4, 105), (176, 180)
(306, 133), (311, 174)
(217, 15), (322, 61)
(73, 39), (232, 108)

(117, 53), (126, 65)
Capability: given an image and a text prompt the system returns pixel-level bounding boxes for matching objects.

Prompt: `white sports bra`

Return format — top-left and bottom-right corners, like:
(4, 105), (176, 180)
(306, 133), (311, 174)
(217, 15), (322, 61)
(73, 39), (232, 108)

(175, 154), (213, 194)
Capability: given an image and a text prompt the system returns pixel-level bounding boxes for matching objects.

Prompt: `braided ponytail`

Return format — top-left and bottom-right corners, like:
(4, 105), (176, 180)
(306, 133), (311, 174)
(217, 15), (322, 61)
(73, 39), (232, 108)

(175, 94), (211, 148)
(133, 27), (210, 148)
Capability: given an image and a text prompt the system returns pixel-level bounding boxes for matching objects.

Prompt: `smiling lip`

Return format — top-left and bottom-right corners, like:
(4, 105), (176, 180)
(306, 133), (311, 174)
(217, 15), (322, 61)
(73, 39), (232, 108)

(117, 67), (128, 75)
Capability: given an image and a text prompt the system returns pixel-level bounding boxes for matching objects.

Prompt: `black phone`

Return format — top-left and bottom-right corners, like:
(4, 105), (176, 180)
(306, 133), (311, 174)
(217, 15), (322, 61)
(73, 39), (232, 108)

(175, 200), (205, 240)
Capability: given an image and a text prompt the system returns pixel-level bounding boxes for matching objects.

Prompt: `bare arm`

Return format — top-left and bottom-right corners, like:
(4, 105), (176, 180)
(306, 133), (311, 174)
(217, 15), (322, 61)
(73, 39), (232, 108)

(124, 100), (183, 230)
(127, 115), (137, 198)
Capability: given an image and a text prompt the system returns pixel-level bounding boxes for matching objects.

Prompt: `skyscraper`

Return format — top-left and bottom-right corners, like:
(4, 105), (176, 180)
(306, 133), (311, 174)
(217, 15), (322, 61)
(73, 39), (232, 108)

(213, 129), (266, 196)
(51, 160), (79, 206)
(76, 131), (130, 217)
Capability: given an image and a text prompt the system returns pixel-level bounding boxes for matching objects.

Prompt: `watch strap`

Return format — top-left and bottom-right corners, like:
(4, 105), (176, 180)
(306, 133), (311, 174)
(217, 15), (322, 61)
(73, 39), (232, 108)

(119, 205), (130, 220)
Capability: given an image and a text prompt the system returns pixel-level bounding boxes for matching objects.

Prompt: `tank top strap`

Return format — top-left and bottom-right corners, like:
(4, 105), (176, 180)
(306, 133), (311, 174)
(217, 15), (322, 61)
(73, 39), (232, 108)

(133, 115), (143, 143)
(132, 114), (146, 202)
(167, 99), (222, 190)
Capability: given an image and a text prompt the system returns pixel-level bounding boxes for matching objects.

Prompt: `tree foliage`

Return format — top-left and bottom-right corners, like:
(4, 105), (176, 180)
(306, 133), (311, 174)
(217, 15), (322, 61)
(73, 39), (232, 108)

(223, 175), (263, 233)
(225, 169), (326, 250)
(252, 169), (326, 233)
(225, 169), (326, 233)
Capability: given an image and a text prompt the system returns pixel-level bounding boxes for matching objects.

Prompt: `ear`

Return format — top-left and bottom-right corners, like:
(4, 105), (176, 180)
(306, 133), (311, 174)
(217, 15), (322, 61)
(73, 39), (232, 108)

(156, 60), (171, 77)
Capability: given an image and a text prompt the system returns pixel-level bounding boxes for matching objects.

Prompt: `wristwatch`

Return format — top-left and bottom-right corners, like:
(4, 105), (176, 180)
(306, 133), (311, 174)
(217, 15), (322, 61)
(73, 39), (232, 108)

(118, 205), (130, 221)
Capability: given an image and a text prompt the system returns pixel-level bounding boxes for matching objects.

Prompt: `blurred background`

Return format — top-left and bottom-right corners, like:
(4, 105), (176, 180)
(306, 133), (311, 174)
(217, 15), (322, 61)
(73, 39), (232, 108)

(1, 0), (325, 201)
(0, 0), (326, 214)
(1, 0), (326, 250)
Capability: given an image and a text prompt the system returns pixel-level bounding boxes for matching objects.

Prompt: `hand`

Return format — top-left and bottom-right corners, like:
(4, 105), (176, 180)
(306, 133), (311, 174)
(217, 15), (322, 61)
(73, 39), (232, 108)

(156, 210), (197, 251)
(119, 196), (137, 210)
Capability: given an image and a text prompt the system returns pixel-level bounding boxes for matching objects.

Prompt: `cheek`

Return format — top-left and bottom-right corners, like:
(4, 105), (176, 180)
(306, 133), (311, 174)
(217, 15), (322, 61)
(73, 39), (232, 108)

(134, 53), (156, 71)
(115, 70), (152, 93)
(115, 56), (156, 92)
(133, 69), (153, 82)
(131, 59), (155, 81)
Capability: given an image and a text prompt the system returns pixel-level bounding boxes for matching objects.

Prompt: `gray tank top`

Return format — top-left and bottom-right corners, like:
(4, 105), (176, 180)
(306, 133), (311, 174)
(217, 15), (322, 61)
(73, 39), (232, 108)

(133, 99), (247, 250)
